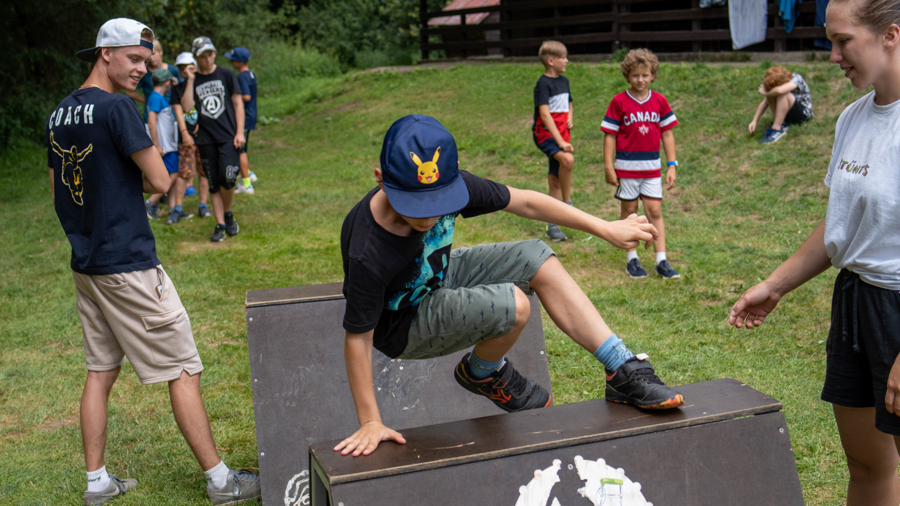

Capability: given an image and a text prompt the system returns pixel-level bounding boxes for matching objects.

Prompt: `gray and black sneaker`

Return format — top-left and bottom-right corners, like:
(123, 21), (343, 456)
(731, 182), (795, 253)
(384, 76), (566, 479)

(605, 355), (684, 410)
(83, 475), (138, 506)
(626, 258), (648, 279)
(655, 260), (680, 279)
(545, 223), (567, 242)
(211, 225), (226, 242)
(224, 214), (239, 237)
(198, 205), (211, 219)
(454, 353), (552, 412)
(166, 210), (181, 224)
(207, 469), (261, 505)
(145, 200), (159, 220)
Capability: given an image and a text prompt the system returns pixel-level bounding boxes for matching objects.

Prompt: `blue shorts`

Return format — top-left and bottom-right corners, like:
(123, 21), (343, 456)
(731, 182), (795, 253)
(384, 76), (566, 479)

(162, 151), (179, 174)
(533, 133), (562, 176)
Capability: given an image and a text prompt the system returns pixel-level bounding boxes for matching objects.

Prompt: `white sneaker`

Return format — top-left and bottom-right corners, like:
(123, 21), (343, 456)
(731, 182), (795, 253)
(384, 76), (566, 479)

(249, 171), (258, 183)
(243, 183), (255, 195)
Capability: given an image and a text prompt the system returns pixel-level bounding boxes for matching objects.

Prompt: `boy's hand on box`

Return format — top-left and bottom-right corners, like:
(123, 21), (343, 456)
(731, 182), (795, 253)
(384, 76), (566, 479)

(665, 167), (676, 190)
(606, 213), (657, 250)
(334, 420), (406, 457)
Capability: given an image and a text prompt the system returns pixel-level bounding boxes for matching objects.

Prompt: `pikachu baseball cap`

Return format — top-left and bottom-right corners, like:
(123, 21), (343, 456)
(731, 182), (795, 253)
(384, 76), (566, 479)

(379, 115), (469, 219)
(77, 18), (154, 61)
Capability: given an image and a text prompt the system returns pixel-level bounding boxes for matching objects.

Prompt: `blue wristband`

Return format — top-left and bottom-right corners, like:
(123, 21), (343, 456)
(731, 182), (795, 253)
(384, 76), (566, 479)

(667, 161), (678, 167)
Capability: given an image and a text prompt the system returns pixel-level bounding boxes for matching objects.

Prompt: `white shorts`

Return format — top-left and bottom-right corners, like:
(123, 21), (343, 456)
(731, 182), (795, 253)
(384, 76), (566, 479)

(615, 177), (662, 201)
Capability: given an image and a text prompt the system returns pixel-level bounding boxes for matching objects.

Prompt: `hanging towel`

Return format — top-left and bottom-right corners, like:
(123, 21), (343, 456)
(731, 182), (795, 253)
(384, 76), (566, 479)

(700, 0), (727, 8)
(730, 0), (767, 49)
(779, 0), (798, 33)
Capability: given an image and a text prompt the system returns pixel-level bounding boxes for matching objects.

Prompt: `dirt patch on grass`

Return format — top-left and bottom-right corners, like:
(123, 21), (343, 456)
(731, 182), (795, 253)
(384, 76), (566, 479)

(313, 100), (361, 117)
(39, 413), (79, 432)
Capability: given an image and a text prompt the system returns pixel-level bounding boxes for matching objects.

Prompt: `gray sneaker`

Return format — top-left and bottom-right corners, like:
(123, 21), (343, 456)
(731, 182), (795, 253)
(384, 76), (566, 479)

(198, 205), (211, 219)
(207, 469), (261, 505)
(145, 200), (159, 220)
(83, 475), (138, 505)
(545, 223), (567, 242)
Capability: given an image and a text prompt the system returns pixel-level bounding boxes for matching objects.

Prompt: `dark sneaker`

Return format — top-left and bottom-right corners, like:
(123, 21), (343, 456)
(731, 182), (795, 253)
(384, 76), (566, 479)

(454, 353), (552, 412)
(207, 469), (261, 505)
(166, 210), (181, 224)
(211, 225), (226, 242)
(198, 206), (211, 218)
(545, 223), (567, 242)
(626, 258), (648, 279)
(83, 475), (138, 506)
(605, 355), (684, 410)
(224, 214), (240, 236)
(759, 126), (787, 144)
(145, 200), (159, 220)
(656, 260), (680, 279)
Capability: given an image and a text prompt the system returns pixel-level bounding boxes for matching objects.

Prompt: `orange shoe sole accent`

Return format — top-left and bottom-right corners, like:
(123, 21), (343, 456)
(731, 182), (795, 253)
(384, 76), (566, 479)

(605, 394), (684, 410)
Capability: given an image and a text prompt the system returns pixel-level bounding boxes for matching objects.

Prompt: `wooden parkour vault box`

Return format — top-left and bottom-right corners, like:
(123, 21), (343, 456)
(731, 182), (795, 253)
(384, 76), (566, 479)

(246, 283), (804, 506)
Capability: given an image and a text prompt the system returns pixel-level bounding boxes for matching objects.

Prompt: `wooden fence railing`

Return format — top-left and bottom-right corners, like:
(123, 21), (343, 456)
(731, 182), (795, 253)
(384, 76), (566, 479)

(420, 0), (827, 59)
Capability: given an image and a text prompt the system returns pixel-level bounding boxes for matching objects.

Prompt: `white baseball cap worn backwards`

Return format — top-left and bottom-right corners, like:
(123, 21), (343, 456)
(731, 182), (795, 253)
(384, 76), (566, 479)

(77, 18), (154, 62)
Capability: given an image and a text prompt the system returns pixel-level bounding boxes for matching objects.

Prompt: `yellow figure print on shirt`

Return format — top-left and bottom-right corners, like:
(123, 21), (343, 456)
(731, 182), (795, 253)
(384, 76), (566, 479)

(411, 147), (440, 184)
(50, 131), (92, 206)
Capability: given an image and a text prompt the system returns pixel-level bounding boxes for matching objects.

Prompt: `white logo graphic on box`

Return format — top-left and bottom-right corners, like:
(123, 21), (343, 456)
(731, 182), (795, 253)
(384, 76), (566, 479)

(515, 456), (652, 506)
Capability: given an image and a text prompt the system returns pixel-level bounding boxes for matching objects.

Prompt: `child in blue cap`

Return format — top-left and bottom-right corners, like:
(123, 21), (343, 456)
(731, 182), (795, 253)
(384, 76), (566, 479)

(224, 46), (257, 193)
(335, 115), (684, 458)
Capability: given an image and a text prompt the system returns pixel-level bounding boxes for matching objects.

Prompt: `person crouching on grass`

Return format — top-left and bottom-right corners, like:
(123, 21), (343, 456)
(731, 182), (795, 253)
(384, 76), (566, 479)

(748, 66), (814, 144)
(334, 114), (684, 458)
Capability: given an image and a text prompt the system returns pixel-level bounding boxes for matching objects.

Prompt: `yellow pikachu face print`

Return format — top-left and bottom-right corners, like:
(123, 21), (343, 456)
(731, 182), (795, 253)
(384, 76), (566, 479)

(410, 146), (441, 185)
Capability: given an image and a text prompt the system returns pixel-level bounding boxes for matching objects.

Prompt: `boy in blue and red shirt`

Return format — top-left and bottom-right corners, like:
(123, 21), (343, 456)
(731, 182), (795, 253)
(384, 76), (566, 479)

(532, 40), (574, 242)
(601, 49), (681, 280)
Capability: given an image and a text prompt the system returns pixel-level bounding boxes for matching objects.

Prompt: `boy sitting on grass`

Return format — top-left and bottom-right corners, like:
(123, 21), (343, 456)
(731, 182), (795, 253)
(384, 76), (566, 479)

(334, 115), (684, 458)
(748, 66), (814, 144)
(601, 49), (680, 280)
(532, 40), (574, 242)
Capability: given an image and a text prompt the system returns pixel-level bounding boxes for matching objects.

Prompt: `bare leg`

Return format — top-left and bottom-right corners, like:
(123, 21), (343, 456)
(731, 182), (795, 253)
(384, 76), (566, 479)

(169, 370), (221, 471)
(210, 188), (235, 224)
(767, 93), (795, 131)
(239, 152), (250, 179)
(172, 176), (187, 208)
(472, 287), (531, 362)
(165, 173), (179, 208)
(833, 405), (900, 506)
(199, 175), (209, 206)
(530, 255), (614, 353)
(82, 368), (120, 472)
(642, 198), (665, 254)
(547, 174), (561, 201)
(619, 200), (640, 254)
(552, 151), (575, 203)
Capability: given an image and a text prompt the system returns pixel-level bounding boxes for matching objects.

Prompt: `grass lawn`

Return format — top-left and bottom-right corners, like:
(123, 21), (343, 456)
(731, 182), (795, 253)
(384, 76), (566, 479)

(0, 60), (868, 505)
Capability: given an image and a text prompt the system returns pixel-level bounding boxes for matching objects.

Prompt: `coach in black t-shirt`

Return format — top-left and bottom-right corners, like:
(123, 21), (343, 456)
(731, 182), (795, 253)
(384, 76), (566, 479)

(180, 36), (244, 242)
(48, 18), (259, 505)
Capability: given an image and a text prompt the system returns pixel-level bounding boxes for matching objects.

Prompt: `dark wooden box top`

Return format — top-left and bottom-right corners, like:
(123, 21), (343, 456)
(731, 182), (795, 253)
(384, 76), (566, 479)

(310, 378), (781, 485)
(245, 282), (344, 308)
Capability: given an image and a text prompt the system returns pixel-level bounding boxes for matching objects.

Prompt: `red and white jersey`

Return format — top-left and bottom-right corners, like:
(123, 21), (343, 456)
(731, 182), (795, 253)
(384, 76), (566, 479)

(600, 90), (678, 179)
(533, 75), (572, 144)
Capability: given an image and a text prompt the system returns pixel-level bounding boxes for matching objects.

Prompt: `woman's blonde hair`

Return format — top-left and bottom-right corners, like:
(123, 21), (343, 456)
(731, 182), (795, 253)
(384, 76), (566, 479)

(832, 0), (900, 34)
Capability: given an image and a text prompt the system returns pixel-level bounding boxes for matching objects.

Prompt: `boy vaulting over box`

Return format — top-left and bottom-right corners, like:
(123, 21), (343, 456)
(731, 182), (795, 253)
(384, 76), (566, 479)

(601, 49), (681, 280)
(335, 115), (684, 458)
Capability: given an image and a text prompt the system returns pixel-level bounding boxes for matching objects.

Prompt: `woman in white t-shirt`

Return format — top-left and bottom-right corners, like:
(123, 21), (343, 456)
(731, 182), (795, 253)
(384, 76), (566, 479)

(729, 0), (900, 503)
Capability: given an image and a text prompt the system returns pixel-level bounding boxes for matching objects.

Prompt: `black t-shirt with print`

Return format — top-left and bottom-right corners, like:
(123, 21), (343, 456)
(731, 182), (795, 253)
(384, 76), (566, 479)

(46, 88), (158, 275)
(170, 81), (199, 139)
(192, 66), (240, 145)
(341, 171), (511, 358)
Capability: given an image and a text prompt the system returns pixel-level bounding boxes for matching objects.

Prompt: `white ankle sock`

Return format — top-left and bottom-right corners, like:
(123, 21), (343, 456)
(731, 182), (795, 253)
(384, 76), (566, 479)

(204, 460), (230, 490)
(86, 466), (110, 493)
(626, 250), (639, 262)
(656, 252), (667, 264)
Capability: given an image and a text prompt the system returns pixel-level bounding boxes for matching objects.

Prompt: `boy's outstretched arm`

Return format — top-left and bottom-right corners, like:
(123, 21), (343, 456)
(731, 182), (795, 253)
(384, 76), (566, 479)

(504, 187), (657, 250)
(661, 130), (676, 190)
(334, 330), (406, 457)
(748, 99), (768, 133)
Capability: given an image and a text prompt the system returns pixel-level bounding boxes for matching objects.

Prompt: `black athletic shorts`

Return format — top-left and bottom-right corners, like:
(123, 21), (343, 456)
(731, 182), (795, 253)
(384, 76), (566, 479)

(822, 269), (900, 435)
(785, 98), (810, 125)
(533, 132), (562, 176)
(238, 130), (251, 155)
(198, 142), (240, 194)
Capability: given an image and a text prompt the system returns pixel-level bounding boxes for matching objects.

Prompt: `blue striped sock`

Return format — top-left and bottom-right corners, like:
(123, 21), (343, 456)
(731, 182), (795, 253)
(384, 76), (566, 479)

(467, 352), (505, 379)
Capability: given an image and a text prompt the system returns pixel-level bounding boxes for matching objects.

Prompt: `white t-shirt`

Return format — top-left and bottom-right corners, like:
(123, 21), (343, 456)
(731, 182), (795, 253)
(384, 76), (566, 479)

(824, 90), (900, 290)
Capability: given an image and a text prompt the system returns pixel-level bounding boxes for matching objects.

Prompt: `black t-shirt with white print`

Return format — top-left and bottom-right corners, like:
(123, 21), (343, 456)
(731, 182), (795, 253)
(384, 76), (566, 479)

(192, 66), (240, 145)
(46, 88), (158, 275)
(341, 171), (512, 358)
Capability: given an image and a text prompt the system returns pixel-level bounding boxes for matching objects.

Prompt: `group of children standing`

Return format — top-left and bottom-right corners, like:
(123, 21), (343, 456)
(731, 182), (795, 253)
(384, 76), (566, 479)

(137, 36), (260, 242)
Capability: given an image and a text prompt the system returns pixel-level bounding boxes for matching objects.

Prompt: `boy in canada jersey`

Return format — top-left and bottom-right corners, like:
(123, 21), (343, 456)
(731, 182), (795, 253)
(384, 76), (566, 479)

(601, 49), (680, 280)
(532, 40), (574, 242)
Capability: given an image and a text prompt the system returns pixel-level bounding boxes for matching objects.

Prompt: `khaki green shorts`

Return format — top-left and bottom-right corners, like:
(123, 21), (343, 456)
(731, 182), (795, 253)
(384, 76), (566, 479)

(400, 239), (554, 359)
(73, 265), (203, 384)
